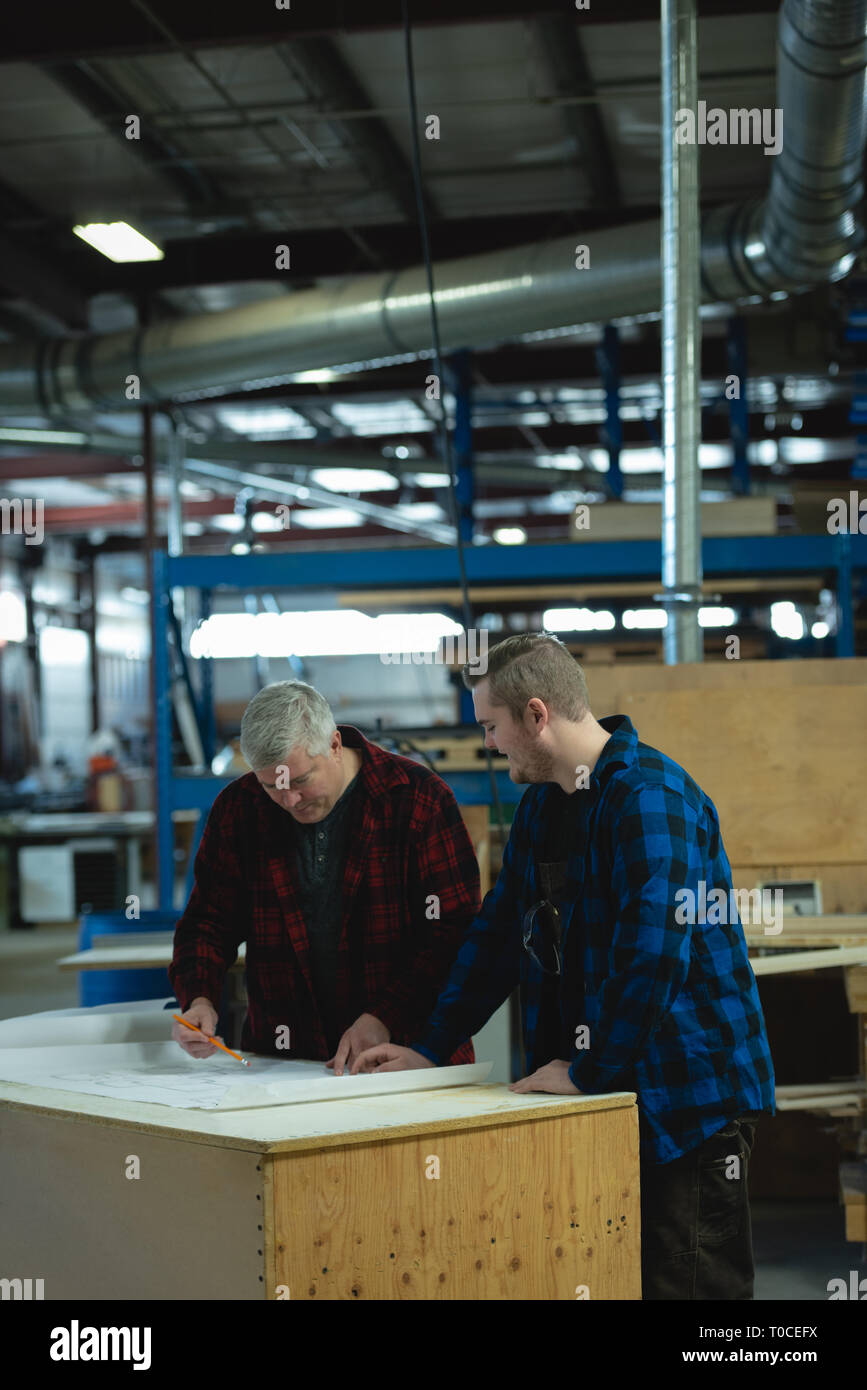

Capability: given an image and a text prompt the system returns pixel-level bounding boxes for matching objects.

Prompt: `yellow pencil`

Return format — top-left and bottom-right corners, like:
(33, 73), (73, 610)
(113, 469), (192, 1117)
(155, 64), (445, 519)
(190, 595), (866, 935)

(173, 1014), (251, 1066)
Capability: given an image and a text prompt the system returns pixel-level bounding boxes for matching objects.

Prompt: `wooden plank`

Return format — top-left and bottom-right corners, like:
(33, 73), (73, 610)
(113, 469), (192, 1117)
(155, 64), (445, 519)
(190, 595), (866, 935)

(0, 1109), (264, 1298)
(778, 1082), (865, 1098)
(775, 1091), (865, 1111)
(266, 1104), (640, 1301)
(569, 498), (776, 541)
(340, 576), (823, 610)
(744, 915), (867, 948)
(750, 946), (867, 976)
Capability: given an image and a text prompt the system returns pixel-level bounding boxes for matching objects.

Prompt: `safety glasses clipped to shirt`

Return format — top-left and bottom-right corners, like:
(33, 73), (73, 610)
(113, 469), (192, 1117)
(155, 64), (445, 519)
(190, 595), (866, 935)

(522, 900), (563, 976)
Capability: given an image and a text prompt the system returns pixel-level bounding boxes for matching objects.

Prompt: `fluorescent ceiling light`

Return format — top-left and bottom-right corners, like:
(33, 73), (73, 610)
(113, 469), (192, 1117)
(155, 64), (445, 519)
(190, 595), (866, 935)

(392, 503), (444, 522)
(292, 508), (363, 529)
(0, 427), (87, 445)
(411, 473), (451, 488)
(73, 222), (164, 263)
(544, 607), (615, 632)
(310, 468), (399, 493)
(290, 369), (337, 384)
(622, 609), (667, 630)
(250, 511), (284, 533)
(190, 610), (463, 659)
(493, 527), (527, 546)
(215, 406), (310, 434)
(698, 606), (736, 628)
(770, 601), (805, 640)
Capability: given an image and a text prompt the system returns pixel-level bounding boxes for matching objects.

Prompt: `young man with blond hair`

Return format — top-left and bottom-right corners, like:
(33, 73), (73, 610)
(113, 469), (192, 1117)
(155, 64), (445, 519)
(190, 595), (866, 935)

(353, 633), (775, 1301)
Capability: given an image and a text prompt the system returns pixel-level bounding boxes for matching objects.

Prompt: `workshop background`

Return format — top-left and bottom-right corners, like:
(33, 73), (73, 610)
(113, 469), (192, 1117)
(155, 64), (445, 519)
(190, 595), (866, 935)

(0, 0), (866, 1301)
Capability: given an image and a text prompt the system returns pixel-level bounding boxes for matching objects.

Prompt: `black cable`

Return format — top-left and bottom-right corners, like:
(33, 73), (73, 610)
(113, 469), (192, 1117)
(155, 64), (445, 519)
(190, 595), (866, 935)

(400, 0), (508, 851)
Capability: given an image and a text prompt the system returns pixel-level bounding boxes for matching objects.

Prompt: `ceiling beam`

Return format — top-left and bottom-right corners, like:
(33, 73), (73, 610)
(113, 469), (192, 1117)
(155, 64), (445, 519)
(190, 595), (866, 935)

(2, 3), (780, 64)
(532, 15), (621, 211)
(276, 37), (437, 227)
(45, 59), (228, 212)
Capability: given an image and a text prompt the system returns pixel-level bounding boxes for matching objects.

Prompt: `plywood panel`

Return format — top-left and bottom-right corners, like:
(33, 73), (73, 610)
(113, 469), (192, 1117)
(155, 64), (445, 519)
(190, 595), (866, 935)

(591, 676), (867, 866)
(266, 1105), (640, 1301)
(0, 1109), (264, 1299)
(586, 657), (867, 718)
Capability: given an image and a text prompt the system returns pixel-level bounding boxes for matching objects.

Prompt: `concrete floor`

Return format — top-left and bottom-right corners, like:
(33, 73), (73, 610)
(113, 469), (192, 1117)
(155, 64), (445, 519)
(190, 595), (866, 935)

(1, 924), (865, 1301)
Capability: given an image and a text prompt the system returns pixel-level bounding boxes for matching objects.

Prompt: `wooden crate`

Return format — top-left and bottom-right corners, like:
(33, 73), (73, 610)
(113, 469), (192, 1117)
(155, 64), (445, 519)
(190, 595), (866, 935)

(0, 1084), (640, 1301)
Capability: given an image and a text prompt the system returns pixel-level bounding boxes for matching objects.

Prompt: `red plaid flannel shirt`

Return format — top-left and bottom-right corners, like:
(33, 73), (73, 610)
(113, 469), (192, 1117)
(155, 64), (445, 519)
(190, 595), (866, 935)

(169, 726), (478, 1063)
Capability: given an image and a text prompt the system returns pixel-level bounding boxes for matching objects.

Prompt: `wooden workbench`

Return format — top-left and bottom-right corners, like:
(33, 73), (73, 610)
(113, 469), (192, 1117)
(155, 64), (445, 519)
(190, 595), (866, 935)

(0, 1077), (639, 1300)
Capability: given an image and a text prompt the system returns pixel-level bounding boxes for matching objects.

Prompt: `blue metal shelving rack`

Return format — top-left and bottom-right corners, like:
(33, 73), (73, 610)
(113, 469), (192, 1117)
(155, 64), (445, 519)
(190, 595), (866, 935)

(152, 534), (867, 909)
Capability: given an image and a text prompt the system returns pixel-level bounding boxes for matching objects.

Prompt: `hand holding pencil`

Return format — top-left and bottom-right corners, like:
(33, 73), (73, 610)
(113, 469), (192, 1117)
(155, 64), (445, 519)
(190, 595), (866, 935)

(171, 999), (250, 1066)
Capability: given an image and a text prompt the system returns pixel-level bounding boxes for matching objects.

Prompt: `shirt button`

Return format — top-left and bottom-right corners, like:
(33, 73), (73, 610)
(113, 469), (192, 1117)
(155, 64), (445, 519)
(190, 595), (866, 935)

(317, 855), (324, 863)
(318, 832), (325, 840)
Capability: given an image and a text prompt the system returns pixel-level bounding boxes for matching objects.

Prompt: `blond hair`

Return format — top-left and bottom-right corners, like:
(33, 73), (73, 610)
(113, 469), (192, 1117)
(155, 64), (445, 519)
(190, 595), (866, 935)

(462, 632), (589, 721)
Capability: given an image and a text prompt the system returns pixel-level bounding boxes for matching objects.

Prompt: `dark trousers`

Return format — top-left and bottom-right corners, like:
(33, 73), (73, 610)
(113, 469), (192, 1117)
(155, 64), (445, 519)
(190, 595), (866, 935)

(640, 1116), (758, 1300)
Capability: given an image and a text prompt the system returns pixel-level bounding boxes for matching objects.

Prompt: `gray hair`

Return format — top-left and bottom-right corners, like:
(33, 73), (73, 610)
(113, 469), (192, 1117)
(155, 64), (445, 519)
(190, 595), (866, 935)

(239, 681), (337, 769)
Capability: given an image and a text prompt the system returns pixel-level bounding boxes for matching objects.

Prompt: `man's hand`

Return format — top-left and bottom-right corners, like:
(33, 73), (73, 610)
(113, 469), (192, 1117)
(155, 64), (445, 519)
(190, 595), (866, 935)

(349, 1043), (436, 1075)
(509, 1059), (582, 1095)
(172, 997), (221, 1058)
(327, 1013), (391, 1075)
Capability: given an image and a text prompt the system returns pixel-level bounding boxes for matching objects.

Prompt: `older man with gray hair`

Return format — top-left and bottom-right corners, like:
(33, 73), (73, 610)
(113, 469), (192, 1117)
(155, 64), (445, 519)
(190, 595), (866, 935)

(169, 681), (479, 1072)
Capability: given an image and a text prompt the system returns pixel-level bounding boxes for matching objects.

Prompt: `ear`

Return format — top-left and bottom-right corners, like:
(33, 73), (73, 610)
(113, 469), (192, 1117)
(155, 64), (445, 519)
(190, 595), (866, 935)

(527, 697), (547, 728)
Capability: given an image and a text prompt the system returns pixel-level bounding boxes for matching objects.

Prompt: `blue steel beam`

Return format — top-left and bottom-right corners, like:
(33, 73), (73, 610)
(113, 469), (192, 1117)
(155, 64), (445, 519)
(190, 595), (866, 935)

(727, 317), (750, 496)
(165, 534), (867, 591)
(836, 532), (855, 658)
(596, 324), (623, 499)
(152, 551), (175, 910)
(450, 348), (475, 543)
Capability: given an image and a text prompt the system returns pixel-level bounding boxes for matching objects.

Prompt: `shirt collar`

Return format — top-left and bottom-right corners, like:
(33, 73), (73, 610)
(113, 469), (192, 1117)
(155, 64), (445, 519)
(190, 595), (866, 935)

(590, 714), (637, 787)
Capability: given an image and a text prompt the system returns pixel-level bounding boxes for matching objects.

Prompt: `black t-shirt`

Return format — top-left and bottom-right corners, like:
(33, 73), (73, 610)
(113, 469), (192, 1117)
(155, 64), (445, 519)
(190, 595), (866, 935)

(531, 784), (591, 1066)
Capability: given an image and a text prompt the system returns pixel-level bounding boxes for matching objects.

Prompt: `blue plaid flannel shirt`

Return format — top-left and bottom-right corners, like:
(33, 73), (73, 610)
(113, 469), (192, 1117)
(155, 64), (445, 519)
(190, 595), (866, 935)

(412, 714), (776, 1164)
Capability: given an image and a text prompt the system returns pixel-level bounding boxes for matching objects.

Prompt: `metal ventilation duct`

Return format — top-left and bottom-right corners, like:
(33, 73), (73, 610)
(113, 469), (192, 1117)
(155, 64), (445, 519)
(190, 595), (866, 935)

(0, 0), (863, 414)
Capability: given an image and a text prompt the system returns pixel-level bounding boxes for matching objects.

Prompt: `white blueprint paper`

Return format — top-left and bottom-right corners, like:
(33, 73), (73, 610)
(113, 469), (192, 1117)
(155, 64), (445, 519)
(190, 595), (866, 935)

(0, 1039), (492, 1110)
